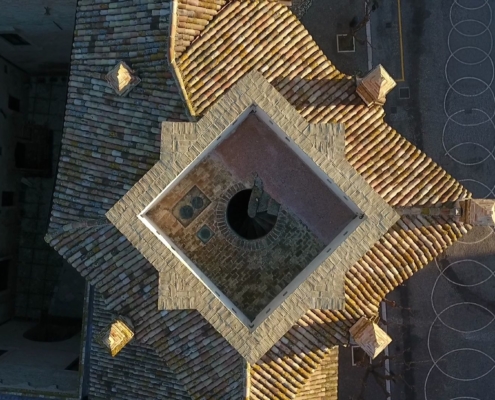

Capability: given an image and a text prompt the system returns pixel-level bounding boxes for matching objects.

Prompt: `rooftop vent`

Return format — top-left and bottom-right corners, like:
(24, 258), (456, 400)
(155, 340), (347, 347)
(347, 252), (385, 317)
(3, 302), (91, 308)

(105, 61), (141, 97)
(356, 64), (396, 106)
(96, 316), (134, 357)
(350, 317), (392, 359)
(459, 199), (495, 226)
(173, 185), (211, 227)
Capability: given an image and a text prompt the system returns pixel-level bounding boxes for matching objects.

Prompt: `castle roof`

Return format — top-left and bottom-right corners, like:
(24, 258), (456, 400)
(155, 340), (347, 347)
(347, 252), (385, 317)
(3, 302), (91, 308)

(45, 0), (471, 398)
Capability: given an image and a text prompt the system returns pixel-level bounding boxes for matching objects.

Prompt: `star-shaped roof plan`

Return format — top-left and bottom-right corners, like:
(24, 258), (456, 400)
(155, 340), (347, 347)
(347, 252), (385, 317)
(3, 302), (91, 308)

(107, 71), (399, 362)
(41, 0), (485, 398)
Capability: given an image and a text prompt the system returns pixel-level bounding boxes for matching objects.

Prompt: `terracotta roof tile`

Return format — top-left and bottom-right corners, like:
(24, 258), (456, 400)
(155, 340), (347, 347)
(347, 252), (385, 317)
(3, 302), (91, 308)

(295, 346), (338, 399)
(171, 0), (291, 58)
(174, 1), (469, 207)
(45, 0), (473, 398)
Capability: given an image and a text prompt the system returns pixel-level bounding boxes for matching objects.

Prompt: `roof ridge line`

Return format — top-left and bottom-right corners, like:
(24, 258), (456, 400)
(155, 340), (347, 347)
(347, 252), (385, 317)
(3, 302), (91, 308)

(169, 0), (198, 119)
(44, 218), (110, 243)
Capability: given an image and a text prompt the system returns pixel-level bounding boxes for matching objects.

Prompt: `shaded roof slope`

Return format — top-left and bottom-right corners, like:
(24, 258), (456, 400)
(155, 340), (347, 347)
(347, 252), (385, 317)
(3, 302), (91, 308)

(48, 224), (247, 399)
(295, 346), (338, 400)
(90, 293), (191, 399)
(46, 0), (247, 398)
(49, 0), (187, 232)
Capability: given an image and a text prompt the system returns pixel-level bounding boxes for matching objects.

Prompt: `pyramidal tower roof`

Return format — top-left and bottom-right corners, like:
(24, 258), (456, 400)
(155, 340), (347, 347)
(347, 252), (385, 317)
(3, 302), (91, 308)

(43, 1), (473, 397)
(356, 64), (397, 106)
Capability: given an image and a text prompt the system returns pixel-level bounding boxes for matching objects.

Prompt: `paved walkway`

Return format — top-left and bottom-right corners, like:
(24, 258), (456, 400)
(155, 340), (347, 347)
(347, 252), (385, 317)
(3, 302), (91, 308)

(372, 0), (495, 399)
(301, 0), (368, 76)
(420, 2), (495, 398)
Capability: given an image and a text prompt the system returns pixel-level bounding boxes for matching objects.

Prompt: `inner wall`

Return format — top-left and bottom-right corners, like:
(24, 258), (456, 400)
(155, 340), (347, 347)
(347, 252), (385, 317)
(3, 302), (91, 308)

(215, 114), (354, 243)
(145, 114), (355, 321)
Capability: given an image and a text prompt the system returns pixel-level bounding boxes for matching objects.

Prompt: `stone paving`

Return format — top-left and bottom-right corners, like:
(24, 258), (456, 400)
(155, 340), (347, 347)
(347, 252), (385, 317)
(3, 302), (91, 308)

(371, 0), (495, 399)
(302, 0), (369, 76)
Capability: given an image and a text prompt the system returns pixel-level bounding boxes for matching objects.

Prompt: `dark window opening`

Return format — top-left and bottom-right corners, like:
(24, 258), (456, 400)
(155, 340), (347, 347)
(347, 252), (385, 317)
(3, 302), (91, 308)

(2, 191), (14, 206)
(226, 189), (277, 240)
(0, 259), (9, 291)
(0, 33), (30, 46)
(351, 346), (371, 366)
(8, 95), (20, 112)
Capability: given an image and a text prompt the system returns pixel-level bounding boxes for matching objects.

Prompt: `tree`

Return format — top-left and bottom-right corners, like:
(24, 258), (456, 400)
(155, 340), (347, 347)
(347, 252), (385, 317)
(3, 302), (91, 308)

(353, 350), (410, 400)
(348, 0), (380, 45)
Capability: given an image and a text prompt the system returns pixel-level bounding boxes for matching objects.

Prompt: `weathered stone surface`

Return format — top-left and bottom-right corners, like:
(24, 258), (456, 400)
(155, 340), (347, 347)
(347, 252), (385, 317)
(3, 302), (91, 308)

(147, 154), (325, 321)
(96, 316), (135, 357)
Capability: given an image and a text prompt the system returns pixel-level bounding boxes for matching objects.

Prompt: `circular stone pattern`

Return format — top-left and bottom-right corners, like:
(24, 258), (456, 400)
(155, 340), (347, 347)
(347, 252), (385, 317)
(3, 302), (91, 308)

(191, 196), (204, 209)
(198, 226), (212, 240)
(179, 205), (194, 219)
(216, 184), (287, 251)
(226, 189), (277, 240)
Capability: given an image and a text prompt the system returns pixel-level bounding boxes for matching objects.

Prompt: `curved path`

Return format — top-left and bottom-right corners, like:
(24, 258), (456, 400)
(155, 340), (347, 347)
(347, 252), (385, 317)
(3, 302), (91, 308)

(370, 0), (495, 399)
(423, 2), (495, 399)
(422, 1), (495, 399)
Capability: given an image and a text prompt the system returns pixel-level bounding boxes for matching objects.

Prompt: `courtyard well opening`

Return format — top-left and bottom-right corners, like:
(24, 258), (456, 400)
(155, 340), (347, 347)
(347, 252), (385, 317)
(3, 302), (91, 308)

(226, 189), (277, 240)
